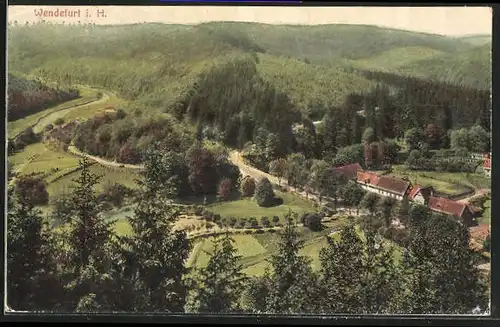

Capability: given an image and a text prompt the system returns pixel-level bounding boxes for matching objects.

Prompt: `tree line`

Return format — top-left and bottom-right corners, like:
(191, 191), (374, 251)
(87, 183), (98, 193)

(7, 143), (489, 314)
(7, 73), (80, 121)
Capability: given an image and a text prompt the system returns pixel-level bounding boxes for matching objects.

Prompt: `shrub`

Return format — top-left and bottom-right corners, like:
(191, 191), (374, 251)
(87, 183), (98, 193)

(483, 234), (491, 252)
(268, 228), (276, 233)
(272, 216), (280, 225)
(302, 212), (322, 232)
(241, 176), (257, 197)
(245, 230), (253, 234)
(217, 178), (232, 201)
(255, 229), (265, 234)
(260, 216), (271, 227)
(100, 182), (131, 207)
(14, 175), (49, 206)
(54, 117), (65, 125)
(229, 216), (238, 227)
(213, 214), (222, 224)
(254, 177), (276, 207)
(273, 197), (284, 206)
(194, 205), (204, 216)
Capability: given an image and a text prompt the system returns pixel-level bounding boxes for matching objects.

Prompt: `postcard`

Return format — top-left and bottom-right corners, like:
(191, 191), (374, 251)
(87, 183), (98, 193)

(5, 5), (492, 316)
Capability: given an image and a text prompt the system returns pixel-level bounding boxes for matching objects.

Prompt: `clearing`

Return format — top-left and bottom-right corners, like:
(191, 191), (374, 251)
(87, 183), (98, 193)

(207, 191), (315, 222)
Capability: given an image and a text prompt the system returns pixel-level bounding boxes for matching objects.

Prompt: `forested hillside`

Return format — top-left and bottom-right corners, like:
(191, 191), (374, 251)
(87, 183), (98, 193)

(7, 73), (80, 121)
(7, 22), (491, 163)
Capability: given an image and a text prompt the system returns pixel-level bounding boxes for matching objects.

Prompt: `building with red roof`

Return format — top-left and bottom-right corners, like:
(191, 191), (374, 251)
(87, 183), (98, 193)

(428, 196), (475, 227)
(356, 171), (411, 201)
(483, 153), (491, 176)
(408, 184), (435, 205)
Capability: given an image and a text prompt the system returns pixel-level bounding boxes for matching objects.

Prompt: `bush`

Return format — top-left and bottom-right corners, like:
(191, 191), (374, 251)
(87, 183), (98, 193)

(213, 214), (221, 224)
(302, 212), (322, 232)
(273, 197), (284, 206)
(268, 228), (276, 233)
(255, 229), (265, 234)
(272, 216), (280, 225)
(254, 177), (276, 207)
(54, 117), (65, 125)
(217, 178), (232, 201)
(100, 182), (131, 207)
(260, 216), (271, 227)
(202, 211), (214, 222)
(241, 176), (257, 197)
(228, 216), (238, 227)
(14, 175), (49, 206)
(194, 205), (204, 216)
(483, 234), (491, 252)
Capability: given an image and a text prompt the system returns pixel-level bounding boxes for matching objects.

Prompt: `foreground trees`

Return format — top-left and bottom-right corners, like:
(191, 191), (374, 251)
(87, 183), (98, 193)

(6, 143), (489, 315)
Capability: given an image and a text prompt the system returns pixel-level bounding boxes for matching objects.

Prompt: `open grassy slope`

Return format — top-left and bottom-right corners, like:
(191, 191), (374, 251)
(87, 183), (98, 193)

(394, 43), (491, 90)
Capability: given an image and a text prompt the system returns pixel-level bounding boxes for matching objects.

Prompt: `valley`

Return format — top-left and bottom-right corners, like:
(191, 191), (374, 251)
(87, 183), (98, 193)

(6, 20), (492, 314)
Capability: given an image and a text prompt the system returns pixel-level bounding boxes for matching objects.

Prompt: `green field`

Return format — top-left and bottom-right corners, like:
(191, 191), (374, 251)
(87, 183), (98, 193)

(478, 199), (491, 225)
(207, 191), (315, 221)
(389, 165), (489, 195)
(8, 87), (100, 137)
(48, 164), (140, 198)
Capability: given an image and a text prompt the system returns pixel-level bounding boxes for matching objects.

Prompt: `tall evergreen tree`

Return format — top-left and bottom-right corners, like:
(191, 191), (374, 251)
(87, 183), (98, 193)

(61, 156), (118, 311)
(7, 187), (63, 311)
(265, 211), (319, 314)
(185, 233), (247, 313)
(121, 145), (191, 312)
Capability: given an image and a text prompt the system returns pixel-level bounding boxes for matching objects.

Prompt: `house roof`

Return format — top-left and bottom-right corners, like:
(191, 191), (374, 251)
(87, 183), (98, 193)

(356, 171), (411, 196)
(428, 196), (469, 218)
(484, 158), (491, 169)
(334, 163), (363, 180)
(376, 175), (411, 196)
(408, 185), (421, 200)
(357, 171), (379, 185)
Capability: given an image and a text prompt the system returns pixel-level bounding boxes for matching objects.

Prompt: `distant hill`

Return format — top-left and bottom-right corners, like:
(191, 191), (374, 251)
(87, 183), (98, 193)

(7, 22), (490, 119)
(394, 43), (491, 90)
(458, 34), (491, 47)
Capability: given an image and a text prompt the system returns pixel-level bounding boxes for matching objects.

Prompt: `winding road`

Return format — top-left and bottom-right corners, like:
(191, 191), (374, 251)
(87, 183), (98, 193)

(10, 89), (110, 140)
(67, 145), (144, 170)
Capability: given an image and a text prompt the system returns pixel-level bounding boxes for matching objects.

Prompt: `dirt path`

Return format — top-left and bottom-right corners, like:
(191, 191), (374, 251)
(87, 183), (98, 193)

(229, 150), (333, 206)
(10, 90), (110, 140)
(67, 145), (145, 170)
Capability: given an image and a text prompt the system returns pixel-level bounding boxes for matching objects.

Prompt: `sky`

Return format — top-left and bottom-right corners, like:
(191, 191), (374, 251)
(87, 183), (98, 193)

(7, 5), (492, 37)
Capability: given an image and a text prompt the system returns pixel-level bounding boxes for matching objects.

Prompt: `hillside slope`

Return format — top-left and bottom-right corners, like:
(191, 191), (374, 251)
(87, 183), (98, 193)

(395, 43), (491, 90)
(7, 22), (490, 120)
(7, 73), (80, 121)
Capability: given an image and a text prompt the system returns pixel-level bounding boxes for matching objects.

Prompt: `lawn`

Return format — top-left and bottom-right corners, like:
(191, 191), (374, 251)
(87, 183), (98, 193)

(8, 142), (48, 169)
(187, 234), (268, 269)
(47, 163), (140, 198)
(389, 165), (478, 195)
(62, 90), (127, 121)
(478, 199), (491, 225)
(207, 191), (315, 222)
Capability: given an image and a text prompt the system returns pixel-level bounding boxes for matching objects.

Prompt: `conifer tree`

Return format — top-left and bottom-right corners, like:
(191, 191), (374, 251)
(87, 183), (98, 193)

(7, 186), (62, 311)
(121, 144), (191, 312)
(265, 211), (319, 314)
(185, 233), (247, 313)
(61, 156), (118, 311)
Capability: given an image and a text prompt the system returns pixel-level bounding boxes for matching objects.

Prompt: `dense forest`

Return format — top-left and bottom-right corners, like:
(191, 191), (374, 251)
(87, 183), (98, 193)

(7, 73), (80, 121)
(7, 146), (489, 314)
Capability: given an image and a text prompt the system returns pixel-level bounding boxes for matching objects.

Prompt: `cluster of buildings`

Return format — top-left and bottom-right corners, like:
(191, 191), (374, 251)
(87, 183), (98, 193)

(333, 162), (478, 227)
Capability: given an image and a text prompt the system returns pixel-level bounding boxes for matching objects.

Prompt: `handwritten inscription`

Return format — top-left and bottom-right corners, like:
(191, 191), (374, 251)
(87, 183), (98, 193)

(33, 8), (107, 19)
